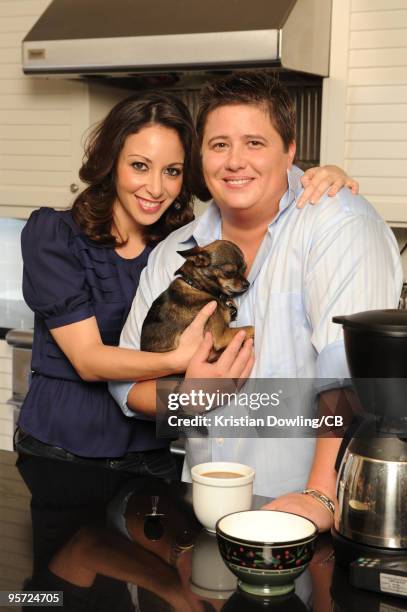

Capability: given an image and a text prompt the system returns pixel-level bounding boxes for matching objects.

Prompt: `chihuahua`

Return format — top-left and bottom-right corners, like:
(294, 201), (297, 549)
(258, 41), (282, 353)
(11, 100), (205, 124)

(140, 240), (254, 356)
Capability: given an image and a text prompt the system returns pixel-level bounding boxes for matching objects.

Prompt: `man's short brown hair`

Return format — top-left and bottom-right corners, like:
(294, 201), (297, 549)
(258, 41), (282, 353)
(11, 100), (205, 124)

(196, 71), (296, 152)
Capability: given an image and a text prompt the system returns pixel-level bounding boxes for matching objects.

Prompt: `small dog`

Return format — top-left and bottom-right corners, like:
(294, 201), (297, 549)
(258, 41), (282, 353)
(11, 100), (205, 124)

(140, 240), (254, 356)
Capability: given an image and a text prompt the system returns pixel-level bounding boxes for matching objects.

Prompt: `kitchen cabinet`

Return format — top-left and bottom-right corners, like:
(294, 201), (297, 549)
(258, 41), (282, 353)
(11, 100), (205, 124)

(0, 1), (89, 219)
(0, 339), (12, 451)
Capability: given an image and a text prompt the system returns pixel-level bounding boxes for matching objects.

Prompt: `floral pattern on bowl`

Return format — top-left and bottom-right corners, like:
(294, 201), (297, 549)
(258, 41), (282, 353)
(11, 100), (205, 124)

(216, 538), (316, 571)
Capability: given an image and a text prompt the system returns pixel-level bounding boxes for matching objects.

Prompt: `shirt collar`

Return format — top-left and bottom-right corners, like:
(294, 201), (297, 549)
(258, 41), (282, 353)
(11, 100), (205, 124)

(178, 201), (222, 247)
(274, 166), (303, 219)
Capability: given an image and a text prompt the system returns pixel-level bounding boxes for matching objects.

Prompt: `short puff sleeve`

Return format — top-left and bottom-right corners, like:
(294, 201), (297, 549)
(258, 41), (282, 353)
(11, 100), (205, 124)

(22, 208), (94, 329)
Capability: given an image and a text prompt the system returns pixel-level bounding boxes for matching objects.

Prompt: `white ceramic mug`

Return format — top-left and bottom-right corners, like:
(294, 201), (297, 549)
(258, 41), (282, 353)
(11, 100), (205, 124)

(190, 529), (237, 599)
(191, 461), (255, 532)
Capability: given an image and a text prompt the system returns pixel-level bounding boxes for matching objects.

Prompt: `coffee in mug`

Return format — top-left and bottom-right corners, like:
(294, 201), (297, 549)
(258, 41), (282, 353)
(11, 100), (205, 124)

(201, 471), (243, 479)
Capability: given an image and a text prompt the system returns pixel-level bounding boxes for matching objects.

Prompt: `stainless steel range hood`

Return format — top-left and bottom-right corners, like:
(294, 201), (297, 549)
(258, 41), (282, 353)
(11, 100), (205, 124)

(22, 0), (332, 79)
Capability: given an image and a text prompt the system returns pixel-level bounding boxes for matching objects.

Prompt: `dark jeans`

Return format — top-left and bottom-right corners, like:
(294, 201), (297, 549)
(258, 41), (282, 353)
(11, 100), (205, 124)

(17, 453), (139, 576)
(16, 432), (178, 575)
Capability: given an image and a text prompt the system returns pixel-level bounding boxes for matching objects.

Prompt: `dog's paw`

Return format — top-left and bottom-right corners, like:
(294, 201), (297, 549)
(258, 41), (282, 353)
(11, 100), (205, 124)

(241, 325), (254, 340)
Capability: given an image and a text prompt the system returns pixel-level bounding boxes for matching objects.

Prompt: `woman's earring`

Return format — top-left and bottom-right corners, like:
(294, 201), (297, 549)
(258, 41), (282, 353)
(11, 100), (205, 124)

(174, 201), (181, 210)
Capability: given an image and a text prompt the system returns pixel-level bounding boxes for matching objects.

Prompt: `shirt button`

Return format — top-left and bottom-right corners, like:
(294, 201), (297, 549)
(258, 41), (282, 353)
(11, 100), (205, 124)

(216, 438), (224, 446)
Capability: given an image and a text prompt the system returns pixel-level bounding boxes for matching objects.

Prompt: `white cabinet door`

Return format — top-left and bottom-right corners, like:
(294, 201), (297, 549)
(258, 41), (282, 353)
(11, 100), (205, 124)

(322, 0), (407, 227)
(0, 339), (13, 452)
(0, 1), (90, 219)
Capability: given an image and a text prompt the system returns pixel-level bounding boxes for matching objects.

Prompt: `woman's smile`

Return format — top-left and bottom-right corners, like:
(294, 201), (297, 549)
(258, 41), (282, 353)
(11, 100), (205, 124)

(136, 195), (165, 213)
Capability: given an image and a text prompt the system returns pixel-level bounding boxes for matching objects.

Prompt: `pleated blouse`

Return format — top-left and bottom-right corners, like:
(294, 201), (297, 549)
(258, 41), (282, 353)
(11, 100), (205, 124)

(18, 207), (165, 457)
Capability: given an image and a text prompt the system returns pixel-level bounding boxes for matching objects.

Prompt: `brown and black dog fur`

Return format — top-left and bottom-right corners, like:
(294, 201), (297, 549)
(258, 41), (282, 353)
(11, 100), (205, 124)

(140, 240), (254, 357)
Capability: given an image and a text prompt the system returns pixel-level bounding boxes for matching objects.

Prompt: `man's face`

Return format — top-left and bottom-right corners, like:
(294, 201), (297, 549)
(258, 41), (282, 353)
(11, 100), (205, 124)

(201, 103), (296, 218)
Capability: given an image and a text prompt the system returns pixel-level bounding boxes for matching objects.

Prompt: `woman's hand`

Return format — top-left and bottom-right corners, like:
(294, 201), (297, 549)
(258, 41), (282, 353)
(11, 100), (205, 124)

(171, 301), (218, 373)
(261, 492), (336, 532)
(297, 165), (359, 208)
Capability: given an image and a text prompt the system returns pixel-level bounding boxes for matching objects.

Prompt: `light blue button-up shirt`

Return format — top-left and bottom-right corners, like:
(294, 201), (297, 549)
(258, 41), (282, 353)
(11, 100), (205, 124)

(109, 166), (402, 497)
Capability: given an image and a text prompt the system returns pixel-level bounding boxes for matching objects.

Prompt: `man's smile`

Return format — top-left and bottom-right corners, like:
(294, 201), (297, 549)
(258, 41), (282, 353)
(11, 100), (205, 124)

(222, 176), (255, 188)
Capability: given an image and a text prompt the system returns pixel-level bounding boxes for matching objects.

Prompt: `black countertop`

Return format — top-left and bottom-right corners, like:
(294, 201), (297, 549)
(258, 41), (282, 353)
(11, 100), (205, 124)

(1, 450), (406, 612)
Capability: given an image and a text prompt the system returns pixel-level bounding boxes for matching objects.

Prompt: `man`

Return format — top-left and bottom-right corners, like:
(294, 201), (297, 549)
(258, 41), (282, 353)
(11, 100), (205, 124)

(110, 72), (402, 530)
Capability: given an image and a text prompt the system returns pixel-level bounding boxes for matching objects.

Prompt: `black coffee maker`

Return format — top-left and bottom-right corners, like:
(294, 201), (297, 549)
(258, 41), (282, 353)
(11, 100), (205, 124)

(332, 309), (407, 565)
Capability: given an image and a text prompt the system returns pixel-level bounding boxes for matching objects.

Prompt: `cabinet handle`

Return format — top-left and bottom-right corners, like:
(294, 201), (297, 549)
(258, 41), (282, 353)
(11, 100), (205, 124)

(70, 183), (79, 193)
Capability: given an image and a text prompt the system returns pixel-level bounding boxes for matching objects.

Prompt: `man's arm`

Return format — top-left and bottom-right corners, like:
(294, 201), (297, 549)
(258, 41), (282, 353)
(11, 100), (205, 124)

(263, 392), (344, 532)
(265, 193), (403, 530)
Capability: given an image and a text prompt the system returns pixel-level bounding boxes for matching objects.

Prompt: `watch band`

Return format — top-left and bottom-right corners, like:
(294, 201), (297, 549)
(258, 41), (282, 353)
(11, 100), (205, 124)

(302, 488), (335, 516)
(169, 528), (195, 566)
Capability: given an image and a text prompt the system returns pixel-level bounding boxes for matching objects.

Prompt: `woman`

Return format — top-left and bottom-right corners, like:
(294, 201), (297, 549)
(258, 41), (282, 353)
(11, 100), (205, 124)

(16, 92), (220, 574)
(15, 89), (355, 573)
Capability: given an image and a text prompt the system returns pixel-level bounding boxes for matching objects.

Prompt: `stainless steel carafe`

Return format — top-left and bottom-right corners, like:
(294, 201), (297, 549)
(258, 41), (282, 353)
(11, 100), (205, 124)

(332, 310), (407, 562)
(335, 436), (407, 549)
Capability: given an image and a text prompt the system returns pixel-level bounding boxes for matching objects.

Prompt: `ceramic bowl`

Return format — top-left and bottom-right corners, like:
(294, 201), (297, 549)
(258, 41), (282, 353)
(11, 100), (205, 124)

(216, 510), (318, 597)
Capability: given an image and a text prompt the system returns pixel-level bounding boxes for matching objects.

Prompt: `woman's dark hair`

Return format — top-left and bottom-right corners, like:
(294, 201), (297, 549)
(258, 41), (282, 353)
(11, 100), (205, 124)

(72, 91), (200, 246)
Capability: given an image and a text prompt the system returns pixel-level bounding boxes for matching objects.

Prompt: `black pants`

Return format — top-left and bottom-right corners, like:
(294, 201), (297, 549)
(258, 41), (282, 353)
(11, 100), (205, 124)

(16, 453), (140, 576)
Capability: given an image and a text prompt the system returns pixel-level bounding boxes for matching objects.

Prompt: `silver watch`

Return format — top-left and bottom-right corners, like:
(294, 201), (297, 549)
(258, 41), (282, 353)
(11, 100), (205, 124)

(302, 488), (335, 516)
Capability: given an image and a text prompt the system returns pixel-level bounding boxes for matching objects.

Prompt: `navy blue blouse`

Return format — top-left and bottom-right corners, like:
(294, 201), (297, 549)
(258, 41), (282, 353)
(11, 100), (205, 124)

(18, 207), (165, 457)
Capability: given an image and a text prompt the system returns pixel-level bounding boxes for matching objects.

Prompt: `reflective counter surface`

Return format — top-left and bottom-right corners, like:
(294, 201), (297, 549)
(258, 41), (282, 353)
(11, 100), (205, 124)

(1, 449), (406, 612)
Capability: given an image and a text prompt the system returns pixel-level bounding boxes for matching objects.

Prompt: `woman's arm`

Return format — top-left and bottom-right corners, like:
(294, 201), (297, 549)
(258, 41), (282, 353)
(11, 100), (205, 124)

(50, 302), (217, 382)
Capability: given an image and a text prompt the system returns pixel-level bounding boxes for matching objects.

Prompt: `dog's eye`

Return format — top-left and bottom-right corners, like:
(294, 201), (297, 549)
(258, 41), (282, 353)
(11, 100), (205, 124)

(222, 267), (237, 278)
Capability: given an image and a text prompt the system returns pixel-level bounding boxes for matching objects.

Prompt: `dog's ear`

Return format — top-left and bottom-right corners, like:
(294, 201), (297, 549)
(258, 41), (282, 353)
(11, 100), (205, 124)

(177, 246), (211, 267)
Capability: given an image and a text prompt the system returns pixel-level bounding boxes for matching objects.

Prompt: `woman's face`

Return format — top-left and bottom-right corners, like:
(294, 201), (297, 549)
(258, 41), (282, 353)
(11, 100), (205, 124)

(113, 124), (185, 232)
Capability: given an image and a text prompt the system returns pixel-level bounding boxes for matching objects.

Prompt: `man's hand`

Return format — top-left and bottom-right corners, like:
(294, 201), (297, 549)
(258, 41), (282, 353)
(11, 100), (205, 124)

(297, 165), (359, 208)
(173, 330), (254, 415)
(186, 330), (254, 382)
(262, 492), (336, 532)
